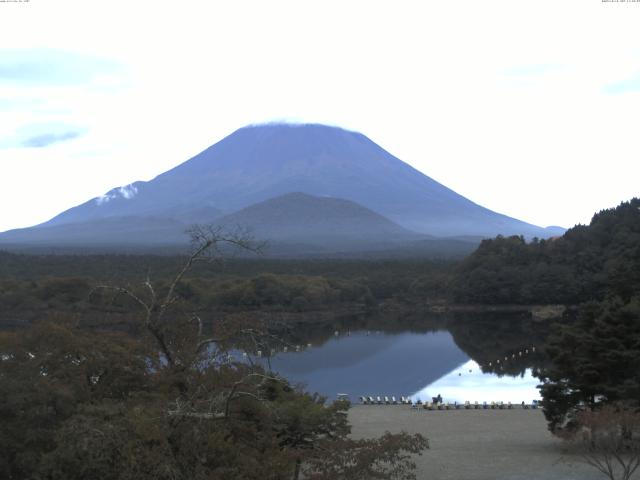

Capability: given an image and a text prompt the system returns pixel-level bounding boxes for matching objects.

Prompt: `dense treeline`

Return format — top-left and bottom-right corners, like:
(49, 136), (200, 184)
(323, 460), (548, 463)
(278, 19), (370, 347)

(539, 296), (640, 431)
(449, 198), (640, 433)
(0, 252), (453, 287)
(0, 255), (454, 330)
(0, 274), (364, 313)
(452, 198), (640, 305)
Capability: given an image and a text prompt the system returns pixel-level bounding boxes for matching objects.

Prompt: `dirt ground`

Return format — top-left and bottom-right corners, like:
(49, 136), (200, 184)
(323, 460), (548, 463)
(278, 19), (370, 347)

(348, 405), (604, 480)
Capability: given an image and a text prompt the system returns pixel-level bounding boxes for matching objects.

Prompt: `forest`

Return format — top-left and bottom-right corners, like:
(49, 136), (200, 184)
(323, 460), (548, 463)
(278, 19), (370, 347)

(1, 199), (639, 478)
(0, 251), (454, 333)
(451, 198), (640, 306)
(0, 232), (431, 480)
(451, 199), (640, 434)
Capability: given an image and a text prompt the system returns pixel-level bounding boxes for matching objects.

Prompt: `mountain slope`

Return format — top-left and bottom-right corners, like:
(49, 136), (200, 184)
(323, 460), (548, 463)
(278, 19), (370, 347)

(0, 194), (429, 254)
(35, 123), (559, 238)
(0, 216), (190, 247)
(217, 192), (419, 245)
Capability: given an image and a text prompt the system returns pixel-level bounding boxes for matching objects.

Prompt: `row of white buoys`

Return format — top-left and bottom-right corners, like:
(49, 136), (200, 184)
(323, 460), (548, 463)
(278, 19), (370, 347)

(252, 342), (314, 357)
(482, 346), (536, 369)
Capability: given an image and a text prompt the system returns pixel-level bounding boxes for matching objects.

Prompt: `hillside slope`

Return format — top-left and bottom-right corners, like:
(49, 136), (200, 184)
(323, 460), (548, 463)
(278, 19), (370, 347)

(217, 192), (419, 243)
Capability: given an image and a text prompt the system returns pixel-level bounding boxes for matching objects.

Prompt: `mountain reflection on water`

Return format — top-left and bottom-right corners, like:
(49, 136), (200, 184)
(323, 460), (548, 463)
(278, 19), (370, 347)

(411, 360), (541, 404)
(258, 328), (542, 403)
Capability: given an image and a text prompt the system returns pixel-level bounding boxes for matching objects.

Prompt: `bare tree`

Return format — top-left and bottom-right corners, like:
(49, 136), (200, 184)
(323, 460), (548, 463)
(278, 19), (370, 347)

(566, 404), (640, 480)
(92, 225), (262, 368)
(89, 225), (297, 421)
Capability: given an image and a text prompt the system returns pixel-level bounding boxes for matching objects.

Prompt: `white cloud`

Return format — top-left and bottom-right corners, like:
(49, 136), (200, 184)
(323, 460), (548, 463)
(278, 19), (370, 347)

(95, 193), (115, 206)
(95, 184), (138, 205)
(118, 184), (138, 200)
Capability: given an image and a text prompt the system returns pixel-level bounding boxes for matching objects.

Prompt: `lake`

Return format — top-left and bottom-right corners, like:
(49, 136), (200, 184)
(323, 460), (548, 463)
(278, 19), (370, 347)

(254, 328), (542, 404)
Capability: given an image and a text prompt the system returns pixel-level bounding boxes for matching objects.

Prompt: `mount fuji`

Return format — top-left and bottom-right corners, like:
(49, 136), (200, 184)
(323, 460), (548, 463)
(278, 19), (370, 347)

(0, 123), (563, 254)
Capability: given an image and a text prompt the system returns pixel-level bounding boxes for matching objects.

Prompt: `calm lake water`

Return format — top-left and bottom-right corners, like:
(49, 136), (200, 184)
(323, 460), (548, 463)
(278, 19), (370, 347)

(257, 330), (542, 404)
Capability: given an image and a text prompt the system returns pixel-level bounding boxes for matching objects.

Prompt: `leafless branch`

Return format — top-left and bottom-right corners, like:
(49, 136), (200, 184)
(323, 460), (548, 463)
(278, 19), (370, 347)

(570, 404), (640, 480)
(89, 225), (261, 370)
(91, 285), (152, 319)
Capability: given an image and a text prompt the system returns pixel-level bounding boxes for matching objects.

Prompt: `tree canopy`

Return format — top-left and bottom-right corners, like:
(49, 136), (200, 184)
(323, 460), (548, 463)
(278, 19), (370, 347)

(0, 228), (428, 480)
(537, 296), (640, 432)
(450, 199), (640, 434)
(451, 198), (640, 305)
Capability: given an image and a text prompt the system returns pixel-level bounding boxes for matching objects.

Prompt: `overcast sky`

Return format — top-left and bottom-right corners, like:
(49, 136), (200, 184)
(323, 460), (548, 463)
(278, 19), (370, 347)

(1, 0), (639, 233)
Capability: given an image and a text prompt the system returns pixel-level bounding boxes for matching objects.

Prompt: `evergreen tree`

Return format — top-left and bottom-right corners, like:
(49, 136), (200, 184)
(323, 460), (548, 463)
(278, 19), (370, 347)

(538, 296), (640, 432)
